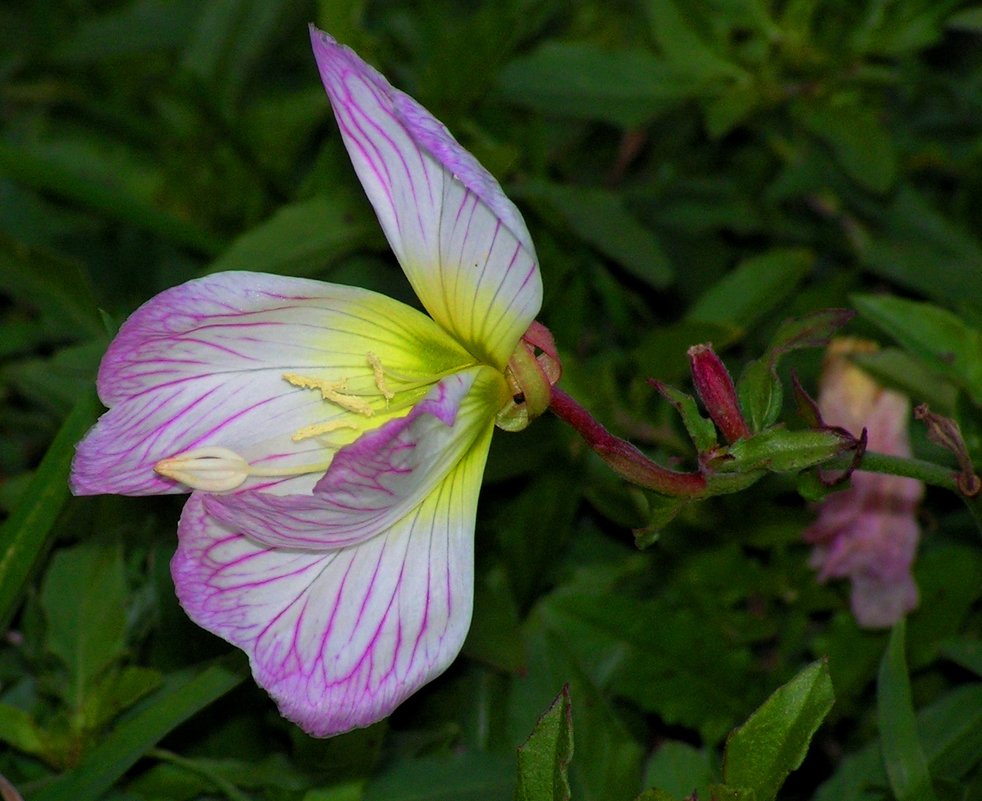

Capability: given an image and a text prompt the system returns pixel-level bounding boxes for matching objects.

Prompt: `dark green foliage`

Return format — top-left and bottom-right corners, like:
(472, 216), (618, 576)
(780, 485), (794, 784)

(1, 0), (980, 799)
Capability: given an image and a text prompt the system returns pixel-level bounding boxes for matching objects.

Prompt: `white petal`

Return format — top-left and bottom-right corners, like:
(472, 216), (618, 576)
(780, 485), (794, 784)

(72, 272), (470, 496)
(310, 27), (542, 368)
(171, 427), (491, 736)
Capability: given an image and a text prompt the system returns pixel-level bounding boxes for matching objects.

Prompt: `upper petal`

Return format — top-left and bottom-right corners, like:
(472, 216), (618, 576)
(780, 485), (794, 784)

(171, 425), (491, 736)
(202, 366), (505, 550)
(310, 26), (542, 368)
(71, 271), (471, 496)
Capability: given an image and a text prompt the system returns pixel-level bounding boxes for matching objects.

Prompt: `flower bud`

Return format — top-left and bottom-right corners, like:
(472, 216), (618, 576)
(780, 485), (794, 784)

(687, 343), (751, 443)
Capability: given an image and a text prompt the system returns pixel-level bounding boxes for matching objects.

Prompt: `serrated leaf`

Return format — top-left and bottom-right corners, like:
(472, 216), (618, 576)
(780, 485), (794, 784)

(516, 686), (573, 801)
(723, 660), (834, 801)
(878, 620), (939, 801)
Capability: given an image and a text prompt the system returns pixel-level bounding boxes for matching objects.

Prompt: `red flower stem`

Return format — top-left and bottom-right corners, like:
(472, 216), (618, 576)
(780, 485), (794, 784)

(549, 386), (707, 498)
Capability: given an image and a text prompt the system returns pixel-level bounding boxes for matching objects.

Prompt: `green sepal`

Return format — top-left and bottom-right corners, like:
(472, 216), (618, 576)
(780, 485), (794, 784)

(725, 428), (849, 473)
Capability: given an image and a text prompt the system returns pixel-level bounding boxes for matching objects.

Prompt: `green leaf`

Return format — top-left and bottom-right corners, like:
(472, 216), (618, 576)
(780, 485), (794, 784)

(41, 540), (128, 708)
(0, 702), (46, 755)
(82, 666), (164, 731)
(940, 639), (982, 678)
(852, 294), (982, 405)
(0, 141), (223, 255)
(723, 660), (834, 801)
(516, 686), (574, 801)
(0, 236), (103, 339)
(643, 0), (746, 82)
(861, 186), (982, 306)
(0, 389), (101, 631)
(497, 43), (698, 127)
(688, 248), (813, 332)
(851, 348), (958, 413)
(463, 566), (527, 673)
(633, 791), (678, 801)
(363, 752), (515, 801)
(795, 98), (896, 193)
(737, 357), (783, 433)
(877, 620), (939, 801)
(725, 429), (848, 473)
(205, 195), (384, 277)
(643, 740), (712, 800)
(653, 383), (717, 453)
(523, 183), (673, 288)
(31, 657), (246, 801)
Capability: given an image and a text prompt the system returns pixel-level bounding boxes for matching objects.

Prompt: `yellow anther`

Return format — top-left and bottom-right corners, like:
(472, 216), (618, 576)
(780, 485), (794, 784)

(367, 352), (395, 404)
(291, 419), (359, 442)
(283, 372), (374, 416)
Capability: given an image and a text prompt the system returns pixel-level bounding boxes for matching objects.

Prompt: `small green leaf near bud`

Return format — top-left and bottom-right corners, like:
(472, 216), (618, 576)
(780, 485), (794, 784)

(725, 428), (851, 473)
(652, 381), (718, 452)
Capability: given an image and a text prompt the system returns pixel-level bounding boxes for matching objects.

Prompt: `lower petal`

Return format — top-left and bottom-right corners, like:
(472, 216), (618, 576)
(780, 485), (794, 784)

(171, 426), (492, 737)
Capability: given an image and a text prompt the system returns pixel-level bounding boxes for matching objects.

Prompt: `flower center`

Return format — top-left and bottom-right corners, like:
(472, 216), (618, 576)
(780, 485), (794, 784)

(495, 321), (562, 433)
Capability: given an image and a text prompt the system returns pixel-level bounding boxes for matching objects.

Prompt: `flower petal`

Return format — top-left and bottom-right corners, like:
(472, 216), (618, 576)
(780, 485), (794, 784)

(171, 427), (491, 736)
(203, 366), (503, 550)
(310, 26), (542, 368)
(72, 272), (470, 496)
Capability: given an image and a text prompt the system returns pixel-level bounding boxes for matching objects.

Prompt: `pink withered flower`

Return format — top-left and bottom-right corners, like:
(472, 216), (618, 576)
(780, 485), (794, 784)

(804, 338), (923, 628)
(70, 27), (553, 736)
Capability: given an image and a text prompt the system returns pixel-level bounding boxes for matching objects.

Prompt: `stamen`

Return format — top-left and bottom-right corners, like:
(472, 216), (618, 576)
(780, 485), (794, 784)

(367, 351), (395, 404)
(283, 372), (374, 416)
(291, 419), (359, 442)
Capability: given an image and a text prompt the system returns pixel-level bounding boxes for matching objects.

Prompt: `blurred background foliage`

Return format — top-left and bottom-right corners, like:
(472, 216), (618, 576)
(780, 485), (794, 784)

(0, 0), (980, 799)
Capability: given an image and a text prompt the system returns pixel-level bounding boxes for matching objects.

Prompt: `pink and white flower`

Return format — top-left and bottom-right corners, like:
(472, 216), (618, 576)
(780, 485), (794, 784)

(804, 338), (923, 628)
(70, 27), (549, 736)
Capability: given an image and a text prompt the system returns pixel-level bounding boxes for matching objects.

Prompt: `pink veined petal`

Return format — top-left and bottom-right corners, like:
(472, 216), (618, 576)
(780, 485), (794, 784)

(171, 426), (492, 737)
(203, 366), (503, 550)
(71, 271), (470, 497)
(309, 26), (542, 369)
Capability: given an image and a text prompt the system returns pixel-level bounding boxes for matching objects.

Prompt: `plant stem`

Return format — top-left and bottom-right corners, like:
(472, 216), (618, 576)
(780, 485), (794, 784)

(549, 386), (707, 498)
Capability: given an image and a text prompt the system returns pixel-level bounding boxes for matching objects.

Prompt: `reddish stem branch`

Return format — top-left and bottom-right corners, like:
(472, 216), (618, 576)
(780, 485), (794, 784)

(549, 386), (707, 498)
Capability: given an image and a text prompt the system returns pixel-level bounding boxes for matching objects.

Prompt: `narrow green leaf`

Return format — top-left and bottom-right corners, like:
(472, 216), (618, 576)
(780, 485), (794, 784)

(688, 248), (813, 331)
(205, 195), (383, 277)
(31, 657), (246, 801)
(852, 294), (982, 405)
(524, 183), (673, 288)
(877, 620), (939, 801)
(0, 702), (46, 755)
(653, 383), (717, 453)
(737, 356), (783, 433)
(0, 236), (103, 339)
(940, 639), (982, 678)
(0, 141), (223, 255)
(0, 389), (101, 631)
(41, 540), (129, 708)
(516, 685), (574, 801)
(795, 99), (896, 193)
(725, 429), (848, 473)
(498, 43), (698, 127)
(851, 348), (958, 413)
(723, 660), (834, 801)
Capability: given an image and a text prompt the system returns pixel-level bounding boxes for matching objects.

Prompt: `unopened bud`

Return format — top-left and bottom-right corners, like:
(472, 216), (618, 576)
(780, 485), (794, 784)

(688, 344), (751, 443)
